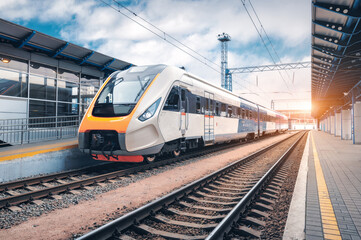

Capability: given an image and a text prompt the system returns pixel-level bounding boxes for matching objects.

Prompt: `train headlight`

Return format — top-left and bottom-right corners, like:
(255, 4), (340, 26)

(138, 98), (161, 121)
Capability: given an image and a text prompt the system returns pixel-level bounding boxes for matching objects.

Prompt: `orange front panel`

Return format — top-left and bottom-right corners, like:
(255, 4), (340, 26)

(79, 115), (133, 133)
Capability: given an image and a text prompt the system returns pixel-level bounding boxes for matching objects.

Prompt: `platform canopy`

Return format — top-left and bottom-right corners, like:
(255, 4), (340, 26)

(0, 18), (132, 75)
(311, 0), (361, 118)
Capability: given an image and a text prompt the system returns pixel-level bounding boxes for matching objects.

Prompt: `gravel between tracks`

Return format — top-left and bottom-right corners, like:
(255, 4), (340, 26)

(0, 132), (295, 240)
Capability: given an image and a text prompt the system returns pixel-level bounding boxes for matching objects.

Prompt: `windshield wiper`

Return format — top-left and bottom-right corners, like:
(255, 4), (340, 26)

(133, 76), (148, 102)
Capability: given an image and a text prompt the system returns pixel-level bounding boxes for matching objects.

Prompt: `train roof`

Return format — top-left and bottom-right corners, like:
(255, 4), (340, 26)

(121, 64), (287, 119)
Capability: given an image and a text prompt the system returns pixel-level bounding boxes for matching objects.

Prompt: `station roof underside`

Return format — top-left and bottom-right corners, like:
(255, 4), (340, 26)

(312, 0), (361, 119)
(0, 18), (132, 75)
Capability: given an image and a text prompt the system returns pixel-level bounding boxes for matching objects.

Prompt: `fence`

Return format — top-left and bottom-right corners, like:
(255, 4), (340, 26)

(0, 116), (81, 146)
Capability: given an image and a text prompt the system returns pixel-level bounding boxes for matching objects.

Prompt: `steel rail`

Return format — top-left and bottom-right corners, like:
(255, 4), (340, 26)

(77, 131), (304, 240)
(0, 162), (117, 192)
(206, 131), (306, 240)
(0, 137), (257, 208)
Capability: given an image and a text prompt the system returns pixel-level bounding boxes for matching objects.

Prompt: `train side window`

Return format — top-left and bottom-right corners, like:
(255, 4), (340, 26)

(221, 103), (226, 117)
(227, 105), (232, 118)
(237, 107), (241, 118)
(163, 86), (179, 111)
(196, 97), (201, 114)
(215, 102), (220, 116)
(232, 106), (237, 118)
(210, 100), (214, 114)
(181, 89), (186, 101)
(249, 110), (252, 119)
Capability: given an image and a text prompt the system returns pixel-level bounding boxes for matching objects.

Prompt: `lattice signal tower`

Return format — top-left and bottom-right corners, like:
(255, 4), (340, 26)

(218, 33), (232, 91)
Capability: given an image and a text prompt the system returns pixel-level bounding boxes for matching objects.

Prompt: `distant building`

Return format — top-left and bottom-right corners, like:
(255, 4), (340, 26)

(278, 110), (316, 130)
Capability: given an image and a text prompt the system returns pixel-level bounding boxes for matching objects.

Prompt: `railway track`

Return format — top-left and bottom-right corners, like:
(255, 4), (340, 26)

(0, 133), (276, 209)
(77, 131), (307, 240)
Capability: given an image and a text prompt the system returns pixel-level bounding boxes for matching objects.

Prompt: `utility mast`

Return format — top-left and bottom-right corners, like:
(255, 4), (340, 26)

(217, 33), (232, 91)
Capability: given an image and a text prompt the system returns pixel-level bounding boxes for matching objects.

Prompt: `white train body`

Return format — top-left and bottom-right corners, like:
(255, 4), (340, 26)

(78, 65), (288, 162)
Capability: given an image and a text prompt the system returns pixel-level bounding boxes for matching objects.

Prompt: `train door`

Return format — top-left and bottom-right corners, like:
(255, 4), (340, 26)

(180, 88), (188, 136)
(204, 92), (214, 145)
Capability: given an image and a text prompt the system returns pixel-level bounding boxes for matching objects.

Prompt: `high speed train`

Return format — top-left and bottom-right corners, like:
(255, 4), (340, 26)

(78, 65), (288, 163)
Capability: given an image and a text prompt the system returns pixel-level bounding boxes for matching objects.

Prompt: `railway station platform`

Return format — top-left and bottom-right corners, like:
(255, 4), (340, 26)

(285, 131), (361, 240)
(0, 138), (99, 182)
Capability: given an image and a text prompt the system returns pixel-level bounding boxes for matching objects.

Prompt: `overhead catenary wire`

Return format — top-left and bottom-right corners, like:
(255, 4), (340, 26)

(98, 0), (221, 73)
(112, 0), (221, 70)
(240, 0), (292, 94)
(98, 0), (273, 103)
(248, 0), (295, 85)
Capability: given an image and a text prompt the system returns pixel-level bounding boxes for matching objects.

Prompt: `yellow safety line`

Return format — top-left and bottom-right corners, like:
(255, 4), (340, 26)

(0, 143), (78, 162)
(311, 132), (341, 240)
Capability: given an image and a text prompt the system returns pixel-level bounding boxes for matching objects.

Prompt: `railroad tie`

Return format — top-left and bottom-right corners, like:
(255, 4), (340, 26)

(179, 201), (232, 212)
(50, 195), (62, 200)
(8, 206), (22, 212)
(55, 179), (68, 184)
(267, 184), (281, 191)
(264, 187), (279, 195)
(166, 207), (226, 220)
(41, 182), (54, 188)
(25, 186), (39, 191)
(202, 187), (244, 196)
(249, 209), (270, 218)
(186, 196), (238, 206)
(241, 216), (266, 227)
(261, 192), (279, 199)
(5, 190), (21, 196)
(119, 235), (136, 240)
(254, 202), (274, 211)
(195, 191), (242, 200)
(32, 200), (44, 206)
(135, 224), (208, 240)
(69, 177), (81, 181)
(152, 214), (217, 229)
(258, 196), (276, 205)
(234, 226), (262, 238)
(208, 184), (249, 192)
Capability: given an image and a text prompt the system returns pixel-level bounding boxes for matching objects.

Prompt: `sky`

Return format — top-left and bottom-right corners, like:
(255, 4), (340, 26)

(0, 0), (312, 110)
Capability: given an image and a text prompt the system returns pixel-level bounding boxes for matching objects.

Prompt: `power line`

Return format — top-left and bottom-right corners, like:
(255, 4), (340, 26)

(112, 0), (221, 70)
(248, 0), (295, 87)
(240, 0), (292, 93)
(98, 0), (274, 104)
(98, 0), (221, 73)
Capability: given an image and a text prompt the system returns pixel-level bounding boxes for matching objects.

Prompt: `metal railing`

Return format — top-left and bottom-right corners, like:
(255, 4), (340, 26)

(0, 116), (80, 147)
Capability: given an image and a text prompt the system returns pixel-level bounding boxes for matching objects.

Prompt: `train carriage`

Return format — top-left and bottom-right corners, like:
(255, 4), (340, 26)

(78, 65), (288, 163)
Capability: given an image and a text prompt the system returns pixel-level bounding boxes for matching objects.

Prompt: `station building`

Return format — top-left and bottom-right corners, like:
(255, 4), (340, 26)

(0, 18), (132, 146)
(311, 0), (361, 144)
(283, 1), (361, 240)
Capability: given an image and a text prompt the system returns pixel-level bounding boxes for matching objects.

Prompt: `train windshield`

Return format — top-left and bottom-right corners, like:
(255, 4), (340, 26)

(93, 65), (166, 117)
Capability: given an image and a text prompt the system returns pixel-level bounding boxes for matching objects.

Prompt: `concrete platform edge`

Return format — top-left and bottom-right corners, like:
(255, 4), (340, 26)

(283, 132), (310, 240)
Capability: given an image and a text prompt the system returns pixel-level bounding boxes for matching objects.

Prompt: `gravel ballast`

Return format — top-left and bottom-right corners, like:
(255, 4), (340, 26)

(0, 132), (295, 240)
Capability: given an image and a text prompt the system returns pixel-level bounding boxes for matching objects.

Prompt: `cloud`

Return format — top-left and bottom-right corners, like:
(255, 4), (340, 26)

(0, 0), (311, 109)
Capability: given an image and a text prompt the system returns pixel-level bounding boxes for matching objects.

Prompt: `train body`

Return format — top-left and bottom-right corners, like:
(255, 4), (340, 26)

(78, 65), (288, 162)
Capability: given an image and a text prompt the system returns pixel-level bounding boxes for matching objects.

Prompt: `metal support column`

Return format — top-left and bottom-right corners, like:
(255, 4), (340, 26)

(352, 91), (355, 144)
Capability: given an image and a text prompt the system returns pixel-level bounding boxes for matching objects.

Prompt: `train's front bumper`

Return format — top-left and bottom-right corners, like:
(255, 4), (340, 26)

(78, 132), (164, 156)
